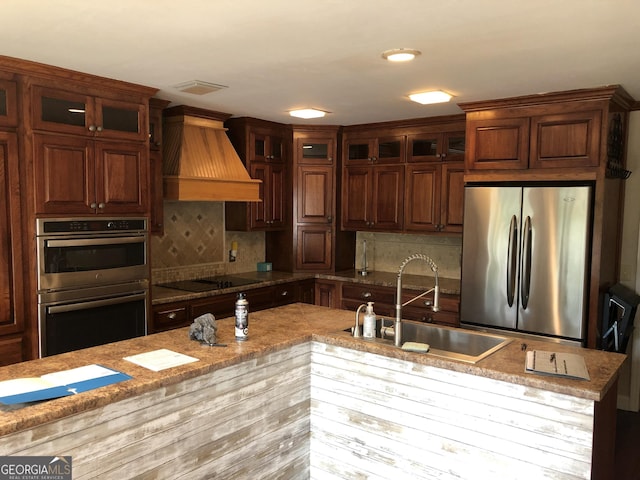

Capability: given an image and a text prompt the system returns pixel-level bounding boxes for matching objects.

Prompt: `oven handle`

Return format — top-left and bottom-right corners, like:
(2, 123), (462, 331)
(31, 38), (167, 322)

(45, 236), (145, 248)
(47, 292), (147, 314)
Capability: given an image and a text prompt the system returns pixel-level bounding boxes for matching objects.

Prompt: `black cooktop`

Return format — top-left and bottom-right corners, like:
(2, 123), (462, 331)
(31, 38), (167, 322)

(158, 276), (260, 293)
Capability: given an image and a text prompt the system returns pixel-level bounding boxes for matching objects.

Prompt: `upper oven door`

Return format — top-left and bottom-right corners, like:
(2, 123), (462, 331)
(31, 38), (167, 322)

(37, 233), (148, 291)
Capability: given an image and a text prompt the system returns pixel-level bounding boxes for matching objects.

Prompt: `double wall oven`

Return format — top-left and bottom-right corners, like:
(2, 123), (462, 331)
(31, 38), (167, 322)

(36, 218), (149, 357)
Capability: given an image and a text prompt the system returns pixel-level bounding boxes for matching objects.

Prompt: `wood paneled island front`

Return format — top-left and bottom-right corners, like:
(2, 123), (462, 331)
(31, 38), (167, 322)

(0, 304), (626, 479)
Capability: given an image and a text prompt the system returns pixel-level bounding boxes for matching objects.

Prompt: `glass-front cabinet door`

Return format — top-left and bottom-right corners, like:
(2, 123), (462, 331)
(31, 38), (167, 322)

(250, 129), (284, 163)
(443, 131), (466, 162)
(408, 131), (465, 162)
(32, 85), (146, 141)
(297, 137), (334, 164)
(345, 135), (405, 164)
(0, 79), (17, 127)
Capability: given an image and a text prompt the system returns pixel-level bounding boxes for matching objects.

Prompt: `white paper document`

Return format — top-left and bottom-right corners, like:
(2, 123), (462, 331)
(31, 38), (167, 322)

(525, 350), (590, 381)
(124, 349), (199, 371)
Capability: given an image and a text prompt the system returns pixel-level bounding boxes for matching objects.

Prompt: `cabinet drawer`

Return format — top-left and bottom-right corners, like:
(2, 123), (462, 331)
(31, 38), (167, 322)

(152, 303), (189, 333)
(245, 286), (276, 311)
(190, 294), (235, 321)
(342, 284), (396, 305)
(273, 284), (296, 306)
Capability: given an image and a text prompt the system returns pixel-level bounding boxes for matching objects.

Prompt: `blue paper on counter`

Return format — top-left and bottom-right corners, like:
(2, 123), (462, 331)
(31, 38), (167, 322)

(0, 364), (131, 405)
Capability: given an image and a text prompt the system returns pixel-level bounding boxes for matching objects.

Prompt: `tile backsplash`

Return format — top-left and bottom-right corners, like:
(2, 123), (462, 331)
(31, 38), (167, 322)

(150, 201), (265, 284)
(354, 232), (462, 279)
(151, 202), (462, 284)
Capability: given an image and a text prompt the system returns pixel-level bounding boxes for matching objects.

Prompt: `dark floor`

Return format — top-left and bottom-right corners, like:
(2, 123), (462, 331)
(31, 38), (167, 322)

(615, 409), (640, 479)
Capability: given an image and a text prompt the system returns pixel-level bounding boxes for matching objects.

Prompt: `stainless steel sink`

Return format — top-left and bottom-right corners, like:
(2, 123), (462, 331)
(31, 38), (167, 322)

(348, 319), (512, 364)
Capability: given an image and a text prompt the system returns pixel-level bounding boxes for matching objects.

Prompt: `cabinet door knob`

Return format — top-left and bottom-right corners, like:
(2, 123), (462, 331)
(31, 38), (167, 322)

(362, 292), (372, 299)
(327, 216), (333, 223)
(281, 290), (289, 296)
(168, 312), (177, 319)
(90, 202), (97, 209)
(88, 125), (96, 132)
(98, 203), (106, 209)
(97, 126), (103, 132)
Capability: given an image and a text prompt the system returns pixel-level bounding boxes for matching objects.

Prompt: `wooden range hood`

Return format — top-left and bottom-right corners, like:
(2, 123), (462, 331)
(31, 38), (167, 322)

(162, 106), (261, 202)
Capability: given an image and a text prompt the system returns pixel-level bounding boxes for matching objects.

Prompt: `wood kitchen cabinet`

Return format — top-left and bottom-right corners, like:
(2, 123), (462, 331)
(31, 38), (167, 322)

(341, 116), (466, 234)
(149, 98), (171, 235)
(247, 161), (286, 229)
(267, 126), (355, 273)
(151, 281), (312, 333)
(345, 134), (405, 165)
(293, 130), (337, 271)
(342, 164), (404, 231)
(33, 133), (148, 215)
(225, 118), (289, 231)
(405, 162), (464, 233)
(31, 84), (148, 142)
(0, 78), (17, 128)
(402, 290), (460, 327)
(151, 301), (191, 333)
(464, 99), (602, 171)
(341, 283), (396, 318)
(0, 130), (26, 365)
(407, 130), (465, 163)
(29, 81), (151, 216)
(315, 279), (341, 309)
(342, 132), (405, 232)
(340, 281), (460, 327)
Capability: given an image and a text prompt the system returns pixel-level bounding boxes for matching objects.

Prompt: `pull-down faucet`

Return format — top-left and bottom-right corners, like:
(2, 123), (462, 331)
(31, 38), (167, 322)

(394, 254), (440, 347)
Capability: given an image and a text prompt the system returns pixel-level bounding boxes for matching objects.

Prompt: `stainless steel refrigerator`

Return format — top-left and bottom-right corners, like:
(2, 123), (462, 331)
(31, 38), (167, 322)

(460, 185), (592, 343)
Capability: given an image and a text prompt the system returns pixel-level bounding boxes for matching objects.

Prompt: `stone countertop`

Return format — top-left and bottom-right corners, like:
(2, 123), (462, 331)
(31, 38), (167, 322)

(0, 304), (624, 437)
(316, 327), (626, 402)
(151, 271), (316, 304)
(152, 270), (460, 305)
(0, 304), (353, 436)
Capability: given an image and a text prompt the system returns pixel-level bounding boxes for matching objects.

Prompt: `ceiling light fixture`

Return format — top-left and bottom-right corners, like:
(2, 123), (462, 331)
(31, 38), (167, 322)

(409, 90), (453, 105)
(172, 80), (228, 95)
(382, 48), (421, 62)
(289, 108), (327, 119)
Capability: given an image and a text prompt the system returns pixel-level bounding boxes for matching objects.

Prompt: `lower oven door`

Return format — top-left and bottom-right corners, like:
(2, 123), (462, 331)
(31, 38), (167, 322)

(38, 285), (148, 357)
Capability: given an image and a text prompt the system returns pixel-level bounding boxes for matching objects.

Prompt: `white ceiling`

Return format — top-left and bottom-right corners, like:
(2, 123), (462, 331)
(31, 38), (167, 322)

(3, 0), (639, 126)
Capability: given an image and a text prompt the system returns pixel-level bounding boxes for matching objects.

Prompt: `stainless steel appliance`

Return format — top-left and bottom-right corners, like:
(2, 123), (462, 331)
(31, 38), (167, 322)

(36, 217), (149, 357)
(37, 217), (148, 291)
(460, 184), (592, 344)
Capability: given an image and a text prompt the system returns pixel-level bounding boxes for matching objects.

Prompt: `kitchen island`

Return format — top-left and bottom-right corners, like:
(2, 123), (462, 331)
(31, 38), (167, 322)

(0, 304), (626, 479)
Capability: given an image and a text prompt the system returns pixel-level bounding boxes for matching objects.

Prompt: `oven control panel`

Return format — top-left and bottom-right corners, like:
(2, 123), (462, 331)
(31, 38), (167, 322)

(37, 217), (148, 235)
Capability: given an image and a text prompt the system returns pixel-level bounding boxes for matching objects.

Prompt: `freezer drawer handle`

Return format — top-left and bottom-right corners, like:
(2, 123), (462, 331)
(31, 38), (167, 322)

(521, 215), (532, 309)
(506, 215), (518, 307)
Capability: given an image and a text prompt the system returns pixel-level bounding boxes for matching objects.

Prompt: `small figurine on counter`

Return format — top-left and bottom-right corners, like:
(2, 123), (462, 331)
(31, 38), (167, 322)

(189, 313), (218, 345)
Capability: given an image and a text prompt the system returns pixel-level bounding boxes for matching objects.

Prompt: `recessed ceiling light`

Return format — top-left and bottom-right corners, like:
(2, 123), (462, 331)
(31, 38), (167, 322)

(172, 80), (228, 95)
(408, 90), (453, 105)
(289, 108), (327, 119)
(382, 48), (421, 62)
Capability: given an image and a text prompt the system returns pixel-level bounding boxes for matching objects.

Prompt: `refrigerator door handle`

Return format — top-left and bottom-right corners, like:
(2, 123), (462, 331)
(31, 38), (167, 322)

(506, 215), (518, 307)
(521, 215), (532, 309)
